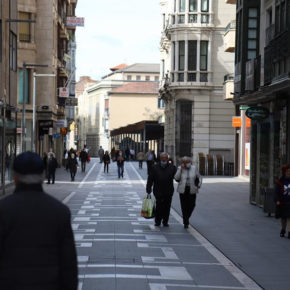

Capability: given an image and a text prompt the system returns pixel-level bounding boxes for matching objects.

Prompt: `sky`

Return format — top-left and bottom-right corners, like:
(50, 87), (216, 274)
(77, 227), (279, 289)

(75, 0), (161, 80)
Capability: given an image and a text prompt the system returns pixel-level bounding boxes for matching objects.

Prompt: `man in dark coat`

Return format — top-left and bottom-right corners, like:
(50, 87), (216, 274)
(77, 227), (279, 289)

(47, 152), (58, 184)
(68, 149), (78, 181)
(146, 152), (176, 227)
(79, 147), (88, 172)
(0, 152), (78, 290)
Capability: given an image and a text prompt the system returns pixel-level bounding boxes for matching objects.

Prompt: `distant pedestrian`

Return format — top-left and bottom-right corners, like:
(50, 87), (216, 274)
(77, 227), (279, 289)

(68, 149), (78, 181)
(130, 148), (135, 160)
(64, 149), (69, 171)
(174, 156), (202, 228)
(145, 149), (156, 175)
(116, 150), (125, 178)
(137, 151), (145, 169)
(47, 152), (58, 184)
(146, 152), (176, 227)
(103, 151), (111, 173)
(43, 152), (48, 177)
(79, 147), (88, 172)
(275, 164), (290, 238)
(98, 146), (104, 163)
(111, 147), (116, 161)
(0, 152), (78, 290)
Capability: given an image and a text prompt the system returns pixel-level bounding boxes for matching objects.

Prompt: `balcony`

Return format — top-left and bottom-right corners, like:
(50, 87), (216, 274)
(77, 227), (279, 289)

(223, 74), (234, 100)
(225, 0), (236, 3)
(224, 21), (236, 52)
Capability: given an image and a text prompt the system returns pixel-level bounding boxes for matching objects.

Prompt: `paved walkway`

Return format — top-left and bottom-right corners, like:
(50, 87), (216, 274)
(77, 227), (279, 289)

(3, 159), (290, 289)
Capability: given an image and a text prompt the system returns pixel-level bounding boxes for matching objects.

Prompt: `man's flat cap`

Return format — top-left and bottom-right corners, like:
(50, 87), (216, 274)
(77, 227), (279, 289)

(13, 151), (44, 175)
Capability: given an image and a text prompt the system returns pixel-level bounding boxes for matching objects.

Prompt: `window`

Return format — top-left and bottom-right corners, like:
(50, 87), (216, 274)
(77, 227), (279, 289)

(189, 0), (197, 12)
(201, 0), (209, 12)
(146, 76), (150, 81)
(179, 0), (185, 12)
(158, 98), (165, 108)
(179, 41), (185, 71)
(178, 73), (184, 82)
(136, 75), (141, 81)
(200, 41), (208, 71)
(18, 69), (30, 104)
(172, 15), (176, 24)
(9, 31), (17, 71)
(247, 8), (258, 60)
(201, 14), (209, 23)
(188, 73), (196, 82)
(188, 40), (197, 71)
(189, 14), (197, 23)
(127, 75), (132, 80)
(173, 42), (176, 70)
(163, 14), (166, 29)
(19, 12), (31, 42)
(178, 15), (185, 24)
(155, 76), (159, 81)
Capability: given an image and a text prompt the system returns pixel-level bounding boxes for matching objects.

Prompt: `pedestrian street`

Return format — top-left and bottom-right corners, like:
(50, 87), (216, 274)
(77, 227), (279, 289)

(62, 160), (261, 290)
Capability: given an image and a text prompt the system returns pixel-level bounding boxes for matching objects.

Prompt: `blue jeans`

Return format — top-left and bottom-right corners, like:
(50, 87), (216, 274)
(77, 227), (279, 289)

(118, 165), (124, 178)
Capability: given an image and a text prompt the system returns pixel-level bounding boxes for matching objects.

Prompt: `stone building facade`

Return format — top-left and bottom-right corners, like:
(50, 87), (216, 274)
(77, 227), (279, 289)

(159, 0), (236, 167)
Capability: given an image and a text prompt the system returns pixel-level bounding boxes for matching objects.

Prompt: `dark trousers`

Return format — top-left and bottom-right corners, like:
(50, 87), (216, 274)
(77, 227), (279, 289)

(81, 161), (86, 172)
(179, 186), (196, 226)
(104, 163), (109, 173)
(70, 170), (76, 181)
(47, 170), (55, 184)
(118, 165), (124, 178)
(139, 161), (143, 169)
(155, 195), (172, 225)
(147, 160), (153, 175)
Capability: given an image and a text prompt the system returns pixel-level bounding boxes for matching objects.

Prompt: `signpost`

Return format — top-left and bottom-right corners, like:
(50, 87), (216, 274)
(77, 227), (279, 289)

(59, 87), (69, 98)
(66, 17), (85, 27)
(246, 106), (269, 121)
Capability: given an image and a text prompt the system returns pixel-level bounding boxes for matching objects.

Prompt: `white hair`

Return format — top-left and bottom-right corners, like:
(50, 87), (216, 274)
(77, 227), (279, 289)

(181, 156), (192, 163)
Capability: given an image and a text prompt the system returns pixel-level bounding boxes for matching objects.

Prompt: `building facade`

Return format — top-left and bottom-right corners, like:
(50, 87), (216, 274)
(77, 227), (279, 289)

(159, 0), (236, 169)
(75, 63), (160, 156)
(16, 0), (79, 165)
(0, 0), (18, 190)
(233, 0), (290, 206)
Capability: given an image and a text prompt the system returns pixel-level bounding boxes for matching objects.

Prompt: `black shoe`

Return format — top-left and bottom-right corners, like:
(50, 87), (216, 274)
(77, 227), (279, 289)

(46, 182), (50, 184)
(280, 229), (286, 237)
(155, 222), (161, 226)
(184, 224), (189, 229)
(163, 223), (169, 227)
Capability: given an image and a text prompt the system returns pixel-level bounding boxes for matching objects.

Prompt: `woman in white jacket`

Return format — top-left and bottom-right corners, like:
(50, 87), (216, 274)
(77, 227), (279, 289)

(174, 156), (202, 228)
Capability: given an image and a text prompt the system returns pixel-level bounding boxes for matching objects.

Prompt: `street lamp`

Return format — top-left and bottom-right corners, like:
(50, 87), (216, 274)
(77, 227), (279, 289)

(32, 72), (56, 152)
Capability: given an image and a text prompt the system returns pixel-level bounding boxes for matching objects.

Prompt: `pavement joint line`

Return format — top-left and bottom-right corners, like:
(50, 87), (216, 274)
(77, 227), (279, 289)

(62, 192), (76, 204)
(149, 283), (247, 290)
(78, 162), (97, 188)
(129, 162), (262, 290)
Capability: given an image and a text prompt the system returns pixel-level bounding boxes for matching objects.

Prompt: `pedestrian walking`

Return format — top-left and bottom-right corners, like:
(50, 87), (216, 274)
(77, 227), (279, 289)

(137, 151), (145, 169)
(146, 152), (176, 227)
(47, 152), (58, 184)
(79, 147), (88, 172)
(174, 156), (202, 228)
(145, 149), (156, 175)
(0, 152), (78, 290)
(98, 146), (104, 163)
(103, 151), (111, 173)
(116, 150), (125, 178)
(68, 149), (78, 181)
(111, 147), (116, 161)
(43, 152), (48, 178)
(130, 148), (135, 160)
(125, 147), (130, 161)
(275, 164), (290, 238)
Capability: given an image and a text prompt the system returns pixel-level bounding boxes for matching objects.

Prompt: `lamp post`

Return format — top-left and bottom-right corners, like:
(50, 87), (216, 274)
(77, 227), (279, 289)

(32, 72), (56, 152)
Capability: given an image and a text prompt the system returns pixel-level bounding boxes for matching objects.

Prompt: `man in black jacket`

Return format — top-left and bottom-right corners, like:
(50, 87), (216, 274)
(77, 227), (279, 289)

(0, 152), (78, 290)
(79, 147), (88, 172)
(146, 152), (176, 227)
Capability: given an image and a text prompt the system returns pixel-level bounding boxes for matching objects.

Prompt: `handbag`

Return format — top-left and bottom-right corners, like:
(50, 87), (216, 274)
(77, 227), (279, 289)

(141, 194), (155, 219)
(87, 155), (91, 163)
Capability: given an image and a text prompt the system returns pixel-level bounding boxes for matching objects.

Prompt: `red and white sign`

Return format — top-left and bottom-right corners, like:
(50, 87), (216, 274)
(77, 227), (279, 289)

(59, 87), (69, 98)
(66, 17), (85, 27)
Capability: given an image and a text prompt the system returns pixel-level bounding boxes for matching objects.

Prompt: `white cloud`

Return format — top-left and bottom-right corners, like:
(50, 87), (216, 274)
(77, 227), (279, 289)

(75, 0), (161, 80)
